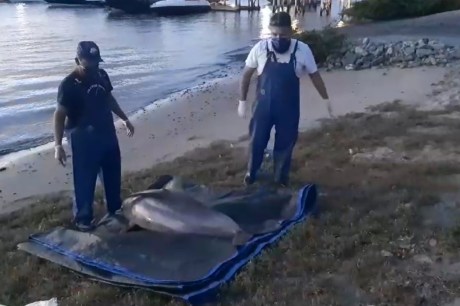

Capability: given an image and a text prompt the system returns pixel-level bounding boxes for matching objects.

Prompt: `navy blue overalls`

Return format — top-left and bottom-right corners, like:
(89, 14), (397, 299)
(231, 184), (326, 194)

(248, 39), (300, 185)
(67, 71), (122, 226)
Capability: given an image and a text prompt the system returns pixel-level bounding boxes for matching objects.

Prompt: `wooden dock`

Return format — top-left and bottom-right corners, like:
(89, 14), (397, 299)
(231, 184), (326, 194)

(210, 0), (260, 12)
(210, 4), (240, 12)
(270, 0), (316, 15)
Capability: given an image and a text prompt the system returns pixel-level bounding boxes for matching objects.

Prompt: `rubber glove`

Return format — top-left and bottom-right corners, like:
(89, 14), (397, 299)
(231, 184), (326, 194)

(122, 119), (135, 137)
(238, 100), (247, 118)
(55, 145), (66, 167)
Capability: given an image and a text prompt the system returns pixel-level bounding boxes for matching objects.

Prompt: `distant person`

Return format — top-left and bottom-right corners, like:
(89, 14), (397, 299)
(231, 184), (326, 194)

(53, 41), (135, 231)
(238, 12), (331, 187)
(320, 0), (331, 16)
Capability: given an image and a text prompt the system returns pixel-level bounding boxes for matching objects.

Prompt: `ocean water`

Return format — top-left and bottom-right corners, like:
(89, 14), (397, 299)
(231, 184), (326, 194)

(0, 1), (336, 156)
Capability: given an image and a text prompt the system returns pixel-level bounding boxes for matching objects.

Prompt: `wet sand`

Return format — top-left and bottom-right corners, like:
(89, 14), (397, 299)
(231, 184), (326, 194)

(0, 66), (446, 214)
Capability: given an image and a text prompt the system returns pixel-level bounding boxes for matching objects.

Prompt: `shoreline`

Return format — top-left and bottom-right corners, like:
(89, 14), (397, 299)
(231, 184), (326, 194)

(0, 59), (246, 158)
(0, 65), (447, 214)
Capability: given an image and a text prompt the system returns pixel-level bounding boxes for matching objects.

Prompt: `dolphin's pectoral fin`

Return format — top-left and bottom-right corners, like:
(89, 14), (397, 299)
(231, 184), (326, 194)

(148, 175), (174, 190)
(232, 230), (252, 246)
(126, 222), (143, 232)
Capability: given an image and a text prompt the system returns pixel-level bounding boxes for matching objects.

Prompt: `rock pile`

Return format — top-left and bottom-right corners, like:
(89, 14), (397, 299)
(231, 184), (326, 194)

(325, 37), (460, 71)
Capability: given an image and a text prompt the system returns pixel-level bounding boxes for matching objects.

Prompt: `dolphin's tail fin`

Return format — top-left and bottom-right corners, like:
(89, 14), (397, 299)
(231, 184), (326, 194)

(232, 230), (252, 246)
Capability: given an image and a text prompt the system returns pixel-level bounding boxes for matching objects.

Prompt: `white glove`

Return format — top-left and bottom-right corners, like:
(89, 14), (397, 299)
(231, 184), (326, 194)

(238, 100), (247, 118)
(54, 145), (66, 167)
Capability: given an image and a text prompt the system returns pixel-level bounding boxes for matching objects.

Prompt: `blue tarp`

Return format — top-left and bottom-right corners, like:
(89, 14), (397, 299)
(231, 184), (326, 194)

(18, 178), (317, 304)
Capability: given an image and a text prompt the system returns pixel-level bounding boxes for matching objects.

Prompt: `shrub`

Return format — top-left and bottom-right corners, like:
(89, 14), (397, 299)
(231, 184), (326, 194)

(344, 0), (460, 21)
(294, 27), (347, 66)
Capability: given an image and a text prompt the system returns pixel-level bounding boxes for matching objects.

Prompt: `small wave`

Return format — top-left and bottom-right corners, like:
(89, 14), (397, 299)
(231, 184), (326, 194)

(0, 102), (55, 120)
(0, 135), (54, 156)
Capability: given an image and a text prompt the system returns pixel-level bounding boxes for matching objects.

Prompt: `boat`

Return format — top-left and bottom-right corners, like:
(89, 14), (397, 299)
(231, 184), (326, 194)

(105, 0), (151, 13)
(106, 0), (211, 15)
(44, 0), (105, 6)
(150, 0), (211, 15)
(7, 0), (45, 3)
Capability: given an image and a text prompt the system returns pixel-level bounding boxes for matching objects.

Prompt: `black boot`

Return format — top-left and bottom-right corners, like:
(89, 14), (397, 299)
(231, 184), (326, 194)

(244, 173), (255, 186)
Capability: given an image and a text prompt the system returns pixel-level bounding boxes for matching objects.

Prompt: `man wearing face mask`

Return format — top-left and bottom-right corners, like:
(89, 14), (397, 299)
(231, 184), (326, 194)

(238, 12), (331, 187)
(53, 41), (135, 231)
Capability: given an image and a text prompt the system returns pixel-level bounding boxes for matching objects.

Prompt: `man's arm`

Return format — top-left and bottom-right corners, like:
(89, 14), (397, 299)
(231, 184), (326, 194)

(54, 80), (71, 147)
(99, 69), (130, 121)
(309, 71), (329, 99)
(239, 42), (260, 101)
(239, 66), (256, 101)
(53, 105), (67, 146)
(108, 93), (129, 121)
(302, 44), (329, 100)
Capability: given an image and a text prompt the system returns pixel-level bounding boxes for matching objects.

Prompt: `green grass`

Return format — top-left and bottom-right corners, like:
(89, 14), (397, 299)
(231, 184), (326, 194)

(294, 27), (347, 66)
(344, 0), (460, 21)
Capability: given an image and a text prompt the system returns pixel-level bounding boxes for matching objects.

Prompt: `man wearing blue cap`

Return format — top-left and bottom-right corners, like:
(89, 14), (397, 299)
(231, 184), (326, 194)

(238, 12), (331, 187)
(53, 41), (134, 231)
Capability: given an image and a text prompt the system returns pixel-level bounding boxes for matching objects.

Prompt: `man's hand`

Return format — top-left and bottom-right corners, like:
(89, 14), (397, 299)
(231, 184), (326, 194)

(238, 100), (248, 118)
(123, 120), (135, 137)
(55, 145), (66, 166)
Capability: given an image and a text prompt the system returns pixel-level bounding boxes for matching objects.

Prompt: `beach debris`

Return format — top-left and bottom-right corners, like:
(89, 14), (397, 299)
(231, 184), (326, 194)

(381, 250), (393, 257)
(429, 238), (437, 247)
(25, 297), (58, 306)
(324, 37), (460, 71)
(412, 254), (434, 265)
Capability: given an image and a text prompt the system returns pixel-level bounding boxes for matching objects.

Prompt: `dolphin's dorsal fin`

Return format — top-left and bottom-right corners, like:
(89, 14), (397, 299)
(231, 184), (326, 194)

(164, 176), (185, 191)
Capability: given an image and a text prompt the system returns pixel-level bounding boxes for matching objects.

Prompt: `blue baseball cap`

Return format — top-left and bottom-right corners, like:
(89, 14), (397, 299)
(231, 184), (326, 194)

(76, 41), (103, 62)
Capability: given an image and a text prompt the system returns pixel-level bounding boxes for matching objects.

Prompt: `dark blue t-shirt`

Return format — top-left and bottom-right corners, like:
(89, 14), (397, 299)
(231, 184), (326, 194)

(57, 68), (113, 130)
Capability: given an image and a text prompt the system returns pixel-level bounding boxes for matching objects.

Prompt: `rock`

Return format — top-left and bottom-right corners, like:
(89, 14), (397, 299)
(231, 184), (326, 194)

(427, 40), (446, 50)
(416, 48), (435, 58)
(448, 49), (460, 60)
(371, 55), (385, 66)
(413, 254), (433, 265)
(407, 61), (418, 68)
(417, 38), (427, 46)
(391, 55), (405, 64)
(386, 46), (394, 56)
(342, 51), (358, 66)
(345, 64), (355, 71)
(381, 250), (393, 257)
(372, 45), (385, 57)
(355, 46), (368, 56)
(403, 46), (415, 57)
(324, 37), (460, 72)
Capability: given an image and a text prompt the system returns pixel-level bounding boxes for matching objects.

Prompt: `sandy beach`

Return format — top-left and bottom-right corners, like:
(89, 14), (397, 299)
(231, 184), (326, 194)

(0, 65), (446, 214)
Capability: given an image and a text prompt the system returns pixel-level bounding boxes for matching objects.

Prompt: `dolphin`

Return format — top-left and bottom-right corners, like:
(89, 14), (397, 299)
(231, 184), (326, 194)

(121, 188), (252, 246)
